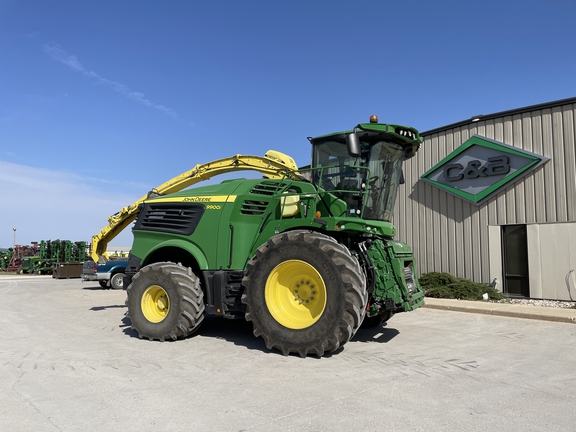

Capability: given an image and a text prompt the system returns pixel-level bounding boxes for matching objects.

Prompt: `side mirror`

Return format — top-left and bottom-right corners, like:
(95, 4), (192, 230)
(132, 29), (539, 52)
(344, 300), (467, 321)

(346, 133), (360, 157)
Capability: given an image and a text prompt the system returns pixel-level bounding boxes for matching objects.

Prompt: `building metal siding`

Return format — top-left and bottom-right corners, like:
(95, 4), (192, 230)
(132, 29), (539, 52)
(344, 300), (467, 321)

(394, 100), (576, 287)
(528, 223), (576, 301)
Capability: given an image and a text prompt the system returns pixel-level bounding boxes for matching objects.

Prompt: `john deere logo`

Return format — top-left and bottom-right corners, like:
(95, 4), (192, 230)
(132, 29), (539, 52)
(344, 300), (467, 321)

(421, 135), (549, 205)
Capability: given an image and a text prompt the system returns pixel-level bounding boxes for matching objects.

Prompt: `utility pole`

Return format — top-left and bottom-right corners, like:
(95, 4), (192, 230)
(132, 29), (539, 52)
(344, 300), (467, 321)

(12, 227), (16, 247)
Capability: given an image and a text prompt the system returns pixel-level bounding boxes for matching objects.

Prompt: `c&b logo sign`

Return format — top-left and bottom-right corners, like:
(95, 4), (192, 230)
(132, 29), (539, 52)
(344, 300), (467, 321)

(444, 156), (510, 182)
(421, 135), (549, 205)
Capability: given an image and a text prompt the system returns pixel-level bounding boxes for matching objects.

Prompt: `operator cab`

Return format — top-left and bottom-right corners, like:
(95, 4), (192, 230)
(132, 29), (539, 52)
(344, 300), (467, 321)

(308, 116), (422, 222)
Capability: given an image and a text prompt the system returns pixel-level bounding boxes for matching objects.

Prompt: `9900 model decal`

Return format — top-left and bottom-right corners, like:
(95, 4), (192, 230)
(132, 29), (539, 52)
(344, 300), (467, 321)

(206, 204), (222, 210)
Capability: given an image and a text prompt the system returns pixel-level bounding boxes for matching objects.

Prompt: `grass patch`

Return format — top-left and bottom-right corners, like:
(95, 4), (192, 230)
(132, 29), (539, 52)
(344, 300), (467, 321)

(420, 272), (506, 301)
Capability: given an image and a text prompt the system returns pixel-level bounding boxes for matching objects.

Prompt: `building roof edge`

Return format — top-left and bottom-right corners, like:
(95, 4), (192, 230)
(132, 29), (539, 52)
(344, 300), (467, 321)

(421, 96), (576, 137)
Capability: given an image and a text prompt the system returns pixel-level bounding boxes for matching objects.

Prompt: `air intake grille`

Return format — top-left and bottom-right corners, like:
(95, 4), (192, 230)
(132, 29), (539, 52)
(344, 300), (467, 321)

(249, 181), (288, 196)
(241, 200), (268, 215)
(134, 203), (205, 236)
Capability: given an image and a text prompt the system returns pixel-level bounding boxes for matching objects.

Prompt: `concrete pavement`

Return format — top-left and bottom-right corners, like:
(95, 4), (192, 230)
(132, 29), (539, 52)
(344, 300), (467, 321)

(2, 276), (576, 431)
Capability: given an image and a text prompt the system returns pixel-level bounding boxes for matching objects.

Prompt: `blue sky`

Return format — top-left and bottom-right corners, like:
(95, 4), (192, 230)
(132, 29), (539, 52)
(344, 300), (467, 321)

(1, 0), (575, 248)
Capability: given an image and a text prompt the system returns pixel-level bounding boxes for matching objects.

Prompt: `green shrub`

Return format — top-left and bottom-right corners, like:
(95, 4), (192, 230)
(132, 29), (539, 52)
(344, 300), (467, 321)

(419, 272), (458, 289)
(420, 272), (506, 301)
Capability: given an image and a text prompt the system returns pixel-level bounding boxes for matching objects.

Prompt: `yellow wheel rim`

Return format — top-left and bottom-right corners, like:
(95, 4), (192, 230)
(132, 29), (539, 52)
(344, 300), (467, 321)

(141, 285), (170, 323)
(265, 260), (326, 330)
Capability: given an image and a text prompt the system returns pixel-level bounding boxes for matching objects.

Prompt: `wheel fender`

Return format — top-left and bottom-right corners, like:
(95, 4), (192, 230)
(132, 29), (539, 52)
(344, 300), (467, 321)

(109, 263), (127, 272)
(141, 239), (209, 270)
(389, 241), (413, 255)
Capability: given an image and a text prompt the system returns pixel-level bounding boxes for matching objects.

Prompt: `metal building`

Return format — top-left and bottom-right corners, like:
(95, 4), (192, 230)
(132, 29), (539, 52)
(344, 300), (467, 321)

(395, 97), (576, 300)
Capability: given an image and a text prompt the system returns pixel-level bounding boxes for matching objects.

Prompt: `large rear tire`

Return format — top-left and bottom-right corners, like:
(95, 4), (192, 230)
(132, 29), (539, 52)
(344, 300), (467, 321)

(126, 262), (205, 341)
(242, 231), (367, 357)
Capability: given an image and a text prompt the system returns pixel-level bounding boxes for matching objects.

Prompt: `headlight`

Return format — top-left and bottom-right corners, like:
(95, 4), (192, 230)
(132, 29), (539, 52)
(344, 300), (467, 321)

(403, 265), (415, 294)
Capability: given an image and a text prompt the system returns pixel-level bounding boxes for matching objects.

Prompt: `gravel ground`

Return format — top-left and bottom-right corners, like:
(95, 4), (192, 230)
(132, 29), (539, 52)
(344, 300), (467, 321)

(495, 298), (576, 308)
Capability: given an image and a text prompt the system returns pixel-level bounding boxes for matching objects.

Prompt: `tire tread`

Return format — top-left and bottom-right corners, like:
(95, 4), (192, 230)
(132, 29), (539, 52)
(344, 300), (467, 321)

(242, 231), (367, 357)
(126, 261), (205, 341)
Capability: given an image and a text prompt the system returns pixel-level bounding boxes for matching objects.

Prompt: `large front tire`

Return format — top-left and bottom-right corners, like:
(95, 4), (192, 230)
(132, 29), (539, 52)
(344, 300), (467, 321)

(126, 262), (205, 341)
(242, 231), (367, 357)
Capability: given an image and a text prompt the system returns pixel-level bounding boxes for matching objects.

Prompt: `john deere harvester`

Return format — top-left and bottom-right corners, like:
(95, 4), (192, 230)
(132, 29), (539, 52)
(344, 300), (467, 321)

(100, 116), (425, 356)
